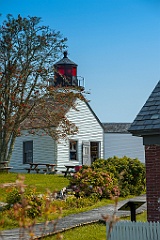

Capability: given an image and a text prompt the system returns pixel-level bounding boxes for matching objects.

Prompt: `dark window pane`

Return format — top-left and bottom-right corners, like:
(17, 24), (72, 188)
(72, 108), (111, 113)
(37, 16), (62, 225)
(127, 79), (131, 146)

(23, 141), (33, 164)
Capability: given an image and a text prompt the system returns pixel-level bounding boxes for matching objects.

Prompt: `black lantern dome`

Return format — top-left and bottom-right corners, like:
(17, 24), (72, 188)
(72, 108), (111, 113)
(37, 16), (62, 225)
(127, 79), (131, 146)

(53, 51), (84, 89)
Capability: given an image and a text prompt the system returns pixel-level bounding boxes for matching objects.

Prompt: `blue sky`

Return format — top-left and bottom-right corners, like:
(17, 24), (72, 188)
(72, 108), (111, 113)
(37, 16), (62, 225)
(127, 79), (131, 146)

(0, 0), (160, 123)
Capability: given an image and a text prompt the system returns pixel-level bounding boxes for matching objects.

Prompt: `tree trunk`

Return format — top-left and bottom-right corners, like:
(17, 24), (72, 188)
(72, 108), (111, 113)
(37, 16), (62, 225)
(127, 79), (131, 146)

(0, 132), (16, 164)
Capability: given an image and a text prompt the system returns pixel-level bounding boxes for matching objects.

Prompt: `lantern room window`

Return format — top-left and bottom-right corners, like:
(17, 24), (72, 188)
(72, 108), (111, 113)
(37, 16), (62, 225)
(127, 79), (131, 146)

(72, 67), (77, 76)
(66, 68), (72, 75)
(58, 67), (65, 75)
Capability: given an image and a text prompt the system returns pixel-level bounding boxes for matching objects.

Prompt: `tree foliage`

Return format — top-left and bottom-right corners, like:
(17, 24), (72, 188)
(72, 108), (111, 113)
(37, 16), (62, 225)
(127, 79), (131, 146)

(92, 156), (146, 197)
(0, 14), (80, 163)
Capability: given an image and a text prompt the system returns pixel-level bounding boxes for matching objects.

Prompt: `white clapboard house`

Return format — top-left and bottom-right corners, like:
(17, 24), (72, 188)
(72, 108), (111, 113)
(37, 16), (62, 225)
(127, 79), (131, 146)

(103, 123), (145, 162)
(10, 52), (104, 172)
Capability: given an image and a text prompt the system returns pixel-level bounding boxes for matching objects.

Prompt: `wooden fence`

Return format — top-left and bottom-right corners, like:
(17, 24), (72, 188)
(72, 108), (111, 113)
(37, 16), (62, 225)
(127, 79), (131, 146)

(106, 221), (160, 240)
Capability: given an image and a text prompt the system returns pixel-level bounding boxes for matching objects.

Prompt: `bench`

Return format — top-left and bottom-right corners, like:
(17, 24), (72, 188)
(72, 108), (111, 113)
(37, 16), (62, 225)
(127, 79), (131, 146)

(0, 167), (13, 173)
(43, 169), (57, 174)
(25, 168), (40, 173)
(62, 170), (75, 177)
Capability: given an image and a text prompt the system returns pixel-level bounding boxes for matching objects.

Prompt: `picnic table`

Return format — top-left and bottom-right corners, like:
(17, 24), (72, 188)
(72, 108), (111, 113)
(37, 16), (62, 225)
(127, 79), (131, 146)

(0, 161), (13, 173)
(25, 163), (57, 174)
(63, 165), (76, 177)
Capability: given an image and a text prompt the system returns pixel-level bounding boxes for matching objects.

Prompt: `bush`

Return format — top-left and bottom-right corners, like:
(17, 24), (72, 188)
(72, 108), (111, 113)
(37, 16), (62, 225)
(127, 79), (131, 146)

(65, 195), (99, 209)
(92, 156), (146, 197)
(25, 189), (42, 219)
(6, 187), (42, 219)
(69, 167), (119, 199)
(1, 175), (63, 238)
(6, 188), (21, 207)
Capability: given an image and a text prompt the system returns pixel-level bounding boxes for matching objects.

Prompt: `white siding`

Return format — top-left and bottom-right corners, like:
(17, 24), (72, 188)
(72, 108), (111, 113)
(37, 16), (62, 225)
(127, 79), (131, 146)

(11, 131), (56, 172)
(57, 98), (104, 170)
(104, 133), (145, 162)
(10, 98), (103, 172)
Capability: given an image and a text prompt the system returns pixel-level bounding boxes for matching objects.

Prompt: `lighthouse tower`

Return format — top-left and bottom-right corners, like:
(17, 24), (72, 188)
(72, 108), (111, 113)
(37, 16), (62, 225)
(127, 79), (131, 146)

(52, 51), (84, 90)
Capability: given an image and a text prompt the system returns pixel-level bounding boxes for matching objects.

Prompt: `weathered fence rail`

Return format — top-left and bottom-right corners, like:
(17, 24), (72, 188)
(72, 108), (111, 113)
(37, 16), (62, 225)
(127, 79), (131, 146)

(107, 221), (160, 240)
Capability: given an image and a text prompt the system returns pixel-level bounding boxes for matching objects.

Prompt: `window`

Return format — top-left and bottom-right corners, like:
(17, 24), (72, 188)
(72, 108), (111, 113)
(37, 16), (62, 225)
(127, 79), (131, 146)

(23, 141), (33, 164)
(70, 140), (78, 160)
(90, 142), (100, 163)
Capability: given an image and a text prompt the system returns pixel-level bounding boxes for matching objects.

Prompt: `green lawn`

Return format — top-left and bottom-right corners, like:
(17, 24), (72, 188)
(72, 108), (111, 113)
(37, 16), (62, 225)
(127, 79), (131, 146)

(0, 172), (70, 202)
(44, 222), (107, 240)
(43, 212), (147, 240)
(0, 172), (147, 240)
(122, 210), (147, 222)
(43, 211), (147, 240)
(0, 172), (114, 231)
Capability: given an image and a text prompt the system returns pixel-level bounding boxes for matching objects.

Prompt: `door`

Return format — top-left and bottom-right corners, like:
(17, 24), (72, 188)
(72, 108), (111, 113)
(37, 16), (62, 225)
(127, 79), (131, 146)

(90, 142), (100, 164)
(82, 141), (91, 165)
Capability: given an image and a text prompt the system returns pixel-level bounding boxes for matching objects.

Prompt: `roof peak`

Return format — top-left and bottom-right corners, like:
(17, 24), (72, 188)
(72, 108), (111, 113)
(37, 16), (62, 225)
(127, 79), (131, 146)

(63, 51), (68, 58)
(129, 80), (160, 136)
(54, 51), (77, 66)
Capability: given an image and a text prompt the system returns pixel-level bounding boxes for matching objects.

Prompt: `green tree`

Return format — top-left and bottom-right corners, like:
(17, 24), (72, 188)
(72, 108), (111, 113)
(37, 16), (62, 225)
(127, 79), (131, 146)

(0, 14), (79, 163)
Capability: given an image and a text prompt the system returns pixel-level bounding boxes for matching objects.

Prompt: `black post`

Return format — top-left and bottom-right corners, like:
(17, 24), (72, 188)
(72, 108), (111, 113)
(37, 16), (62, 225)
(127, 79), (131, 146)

(129, 202), (136, 221)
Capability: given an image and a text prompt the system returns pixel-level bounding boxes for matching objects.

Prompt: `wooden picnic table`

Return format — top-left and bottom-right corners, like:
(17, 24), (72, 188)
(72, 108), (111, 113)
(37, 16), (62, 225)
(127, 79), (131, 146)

(25, 163), (57, 174)
(0, 161), (13, 173)
(63, 165), (75, 177)
(0, 161), (9, 167)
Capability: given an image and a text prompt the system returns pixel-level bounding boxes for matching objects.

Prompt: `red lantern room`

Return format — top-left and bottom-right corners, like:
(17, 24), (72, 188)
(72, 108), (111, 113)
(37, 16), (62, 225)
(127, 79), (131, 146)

(53, 51), (84, 89)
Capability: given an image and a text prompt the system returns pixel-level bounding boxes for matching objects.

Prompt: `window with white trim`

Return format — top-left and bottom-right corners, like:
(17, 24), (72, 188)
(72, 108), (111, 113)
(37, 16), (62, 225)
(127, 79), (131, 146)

(69, 140), (78, 160)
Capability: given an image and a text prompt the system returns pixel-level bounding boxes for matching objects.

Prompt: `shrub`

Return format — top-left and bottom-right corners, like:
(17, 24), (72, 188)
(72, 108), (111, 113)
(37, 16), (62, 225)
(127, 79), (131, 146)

(92, 156), (146, 197)
(25, 189), (42, 219)
(6, 187), (42, 219)
(65, 195), (99, 209)
(69, 167), (119, 199)
(1, 175), (63, 238)
(6, 188), (21, 208)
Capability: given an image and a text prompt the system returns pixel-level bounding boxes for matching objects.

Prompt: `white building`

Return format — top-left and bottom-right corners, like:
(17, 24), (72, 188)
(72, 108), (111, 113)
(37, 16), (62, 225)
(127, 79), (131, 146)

(10, 53), (145, 173)
(10, 52), (104, 172)
(103, 123), (145, 162)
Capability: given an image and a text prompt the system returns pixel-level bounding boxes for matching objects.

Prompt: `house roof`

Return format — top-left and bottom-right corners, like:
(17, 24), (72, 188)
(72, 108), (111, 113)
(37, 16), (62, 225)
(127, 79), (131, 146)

(128, 80), (160, 136)
(21, 93), (78, 130)
(20, 93), (104, 134)
(54, 51), (77, 66)
(102, 123), (131, 133)
(85, 101), (104, 130)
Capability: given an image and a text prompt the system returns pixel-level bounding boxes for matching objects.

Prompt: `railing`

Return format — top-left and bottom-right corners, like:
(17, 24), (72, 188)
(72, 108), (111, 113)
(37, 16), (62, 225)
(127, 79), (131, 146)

(106, 221), (160, 240)
(49, 76), (85, 90)
(77, 76), (85, 89)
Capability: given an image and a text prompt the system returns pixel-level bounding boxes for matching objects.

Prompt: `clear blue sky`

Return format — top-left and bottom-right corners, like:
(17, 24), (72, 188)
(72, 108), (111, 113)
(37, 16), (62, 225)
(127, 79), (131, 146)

(0, 0), (160, 123)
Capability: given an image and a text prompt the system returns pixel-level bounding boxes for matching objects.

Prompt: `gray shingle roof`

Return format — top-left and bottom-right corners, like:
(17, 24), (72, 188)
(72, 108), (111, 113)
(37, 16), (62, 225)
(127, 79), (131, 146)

(128, 80), (160, 136)
(54, 52), (77, 66)
(102, 123), (131, 133)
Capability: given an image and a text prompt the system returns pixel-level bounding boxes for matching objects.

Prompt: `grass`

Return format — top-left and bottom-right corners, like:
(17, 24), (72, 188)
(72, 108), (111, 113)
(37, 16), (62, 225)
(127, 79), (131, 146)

(44, 222), (107, 240)
(0, 172), (147, 239)
(43, 211), (147, 240)
(122, 210), (147, 222)
(0, 172), (70, 202)
(43, 212), (147, 240)
(0, 172), (115, 231)
(0, 172), (70, 231)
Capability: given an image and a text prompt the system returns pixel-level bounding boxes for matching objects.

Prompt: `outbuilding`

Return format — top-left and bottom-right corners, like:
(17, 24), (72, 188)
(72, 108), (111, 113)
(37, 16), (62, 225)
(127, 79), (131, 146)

(103, 122), (145, 162)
